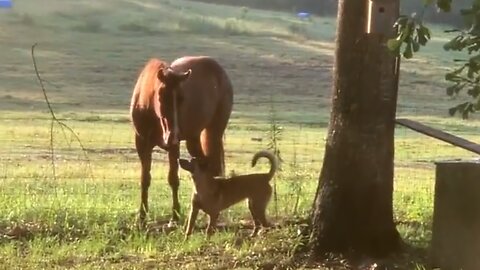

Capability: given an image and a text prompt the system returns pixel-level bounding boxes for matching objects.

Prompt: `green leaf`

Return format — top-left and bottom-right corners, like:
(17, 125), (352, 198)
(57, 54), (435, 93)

(449, 102), (471, 119)
(446, 85), (457, 96)
(462, 103), (473, 119)
(437, 0), (452, 12)
(412, 40), (420, 52)
(470, 54), (480, 65)
(467, 85), (480, 98)
(448, 106), (458, 116)
(417, 25), (431, 46)
(444, 36), (464, 51)
(403, 41), (413, 59)
(446, 83), (466, 96)
(393, 16), (409, 31)
(423, 0), (435, 6)
(387, 39), (402, 52)
(460, 8), (474, 16)
(467, 65), (475, 79)
(445, 66), (466, 82)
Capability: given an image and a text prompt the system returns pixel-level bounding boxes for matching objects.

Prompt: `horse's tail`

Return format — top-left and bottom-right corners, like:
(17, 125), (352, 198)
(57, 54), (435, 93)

(130, 58), (165, 136)
(251, 150), (277, 181)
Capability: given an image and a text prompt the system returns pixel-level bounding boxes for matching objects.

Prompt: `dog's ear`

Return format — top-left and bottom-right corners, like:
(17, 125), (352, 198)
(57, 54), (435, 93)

(179, 158), (193, 173)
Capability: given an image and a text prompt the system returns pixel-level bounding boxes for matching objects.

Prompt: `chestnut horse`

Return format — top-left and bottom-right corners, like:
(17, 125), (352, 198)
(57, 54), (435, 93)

(130, 56), (233, 225)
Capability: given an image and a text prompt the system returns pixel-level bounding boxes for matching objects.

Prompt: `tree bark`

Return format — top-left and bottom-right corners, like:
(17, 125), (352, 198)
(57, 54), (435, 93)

(309, 0), (401, 258)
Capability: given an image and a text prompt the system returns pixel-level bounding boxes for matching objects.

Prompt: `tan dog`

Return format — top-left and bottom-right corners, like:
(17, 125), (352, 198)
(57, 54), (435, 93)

(179, 150), (277, 238)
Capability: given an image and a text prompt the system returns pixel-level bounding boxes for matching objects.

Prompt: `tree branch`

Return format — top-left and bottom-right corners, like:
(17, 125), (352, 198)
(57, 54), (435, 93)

(31, 43), (94, 181)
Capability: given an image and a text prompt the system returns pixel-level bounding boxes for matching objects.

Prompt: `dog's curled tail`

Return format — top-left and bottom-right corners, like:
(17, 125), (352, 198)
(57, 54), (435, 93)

(251, 150), (277, 181)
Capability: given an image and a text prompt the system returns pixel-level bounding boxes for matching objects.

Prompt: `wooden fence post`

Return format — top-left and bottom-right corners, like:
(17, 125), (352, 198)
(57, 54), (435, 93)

(430, 160), (480, 270)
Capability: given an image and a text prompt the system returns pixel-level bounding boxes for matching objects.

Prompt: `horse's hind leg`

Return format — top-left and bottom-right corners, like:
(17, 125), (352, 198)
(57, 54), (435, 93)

(212, 135), (225, 177)
(167, 143), (181, 224)
(186, 136), (205, 159)
(135, 135), (153, 228)
(203, 121), (229, 177)
(204, 95), (232, 177)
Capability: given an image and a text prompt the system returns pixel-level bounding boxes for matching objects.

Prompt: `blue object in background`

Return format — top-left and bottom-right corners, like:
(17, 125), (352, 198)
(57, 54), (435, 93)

(0, 0), (12, 8)
(297, 12), (311, 19)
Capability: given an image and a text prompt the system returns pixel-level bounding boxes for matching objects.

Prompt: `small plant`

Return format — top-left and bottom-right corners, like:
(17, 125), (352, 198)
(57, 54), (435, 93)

(224, 18), (248, 36)
(288, 22), (308, 39)
(176, 16), (223, 34)
(239, 6), (249, 20)
(267, 97), (283, 165)
(289, 140), (302, 216)
(266, 93), (283, 218)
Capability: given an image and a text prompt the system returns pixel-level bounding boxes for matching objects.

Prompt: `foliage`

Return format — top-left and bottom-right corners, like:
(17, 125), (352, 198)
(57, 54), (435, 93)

(390, 0), (480, 118)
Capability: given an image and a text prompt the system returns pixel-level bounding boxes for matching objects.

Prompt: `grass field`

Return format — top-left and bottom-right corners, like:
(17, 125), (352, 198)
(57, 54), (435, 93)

(1, 0), (480, 268)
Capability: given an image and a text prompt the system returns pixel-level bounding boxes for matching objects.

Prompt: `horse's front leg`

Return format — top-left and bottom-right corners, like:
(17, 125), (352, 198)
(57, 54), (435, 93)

(135, 135), (153, 228)
(167, 143), (181, 225)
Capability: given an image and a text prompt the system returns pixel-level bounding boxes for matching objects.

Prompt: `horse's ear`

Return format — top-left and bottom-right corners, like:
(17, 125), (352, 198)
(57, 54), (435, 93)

(157, 68), (168, 82)
(179, 69), (192, 81)
(179, 158), (193, 173)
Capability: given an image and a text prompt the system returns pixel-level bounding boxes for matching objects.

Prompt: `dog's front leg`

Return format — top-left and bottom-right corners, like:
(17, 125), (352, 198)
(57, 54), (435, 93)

(185, 205), (199, 239)
(206, 212), (219, 239)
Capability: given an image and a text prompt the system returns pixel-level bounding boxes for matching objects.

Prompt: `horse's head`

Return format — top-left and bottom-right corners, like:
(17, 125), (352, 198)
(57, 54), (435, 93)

(157, 67), (191, 87)
(157, 67), (192, 147)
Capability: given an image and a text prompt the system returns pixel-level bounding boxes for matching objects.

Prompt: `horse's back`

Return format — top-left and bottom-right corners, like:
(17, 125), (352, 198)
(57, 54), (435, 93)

(171, 56), (232, 94)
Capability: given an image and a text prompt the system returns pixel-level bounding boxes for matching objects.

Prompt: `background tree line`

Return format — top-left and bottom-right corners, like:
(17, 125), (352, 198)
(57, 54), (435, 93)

(189, 0), (470, 26)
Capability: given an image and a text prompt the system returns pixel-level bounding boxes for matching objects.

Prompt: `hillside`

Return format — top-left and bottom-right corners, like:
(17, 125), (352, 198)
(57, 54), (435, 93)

(0, 0), (471, 125)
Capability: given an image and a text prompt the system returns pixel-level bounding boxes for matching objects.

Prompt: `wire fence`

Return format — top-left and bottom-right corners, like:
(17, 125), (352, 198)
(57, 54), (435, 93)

(0, 112), (477, 231)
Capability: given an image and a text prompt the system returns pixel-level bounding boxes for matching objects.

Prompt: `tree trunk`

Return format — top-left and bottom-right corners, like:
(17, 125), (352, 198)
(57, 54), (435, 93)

(309, 0), (401, 258)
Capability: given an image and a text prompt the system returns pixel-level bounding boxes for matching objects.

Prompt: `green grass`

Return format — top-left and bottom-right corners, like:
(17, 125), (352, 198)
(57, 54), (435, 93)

(1, 0), (480, 268)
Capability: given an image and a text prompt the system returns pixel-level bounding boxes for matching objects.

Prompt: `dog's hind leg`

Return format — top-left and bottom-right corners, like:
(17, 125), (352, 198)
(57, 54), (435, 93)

(248, 199), (262, 237)
(185, 205), (199, 239)
(206, 212), (219, 238)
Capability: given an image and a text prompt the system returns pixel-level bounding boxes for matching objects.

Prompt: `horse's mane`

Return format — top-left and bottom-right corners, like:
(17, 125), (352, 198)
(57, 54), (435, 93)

(130, 58), (167, 112)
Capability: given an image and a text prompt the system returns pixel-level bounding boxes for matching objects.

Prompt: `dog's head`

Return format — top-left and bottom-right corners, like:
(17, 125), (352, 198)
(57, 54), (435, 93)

(179, 157), (212, 183)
